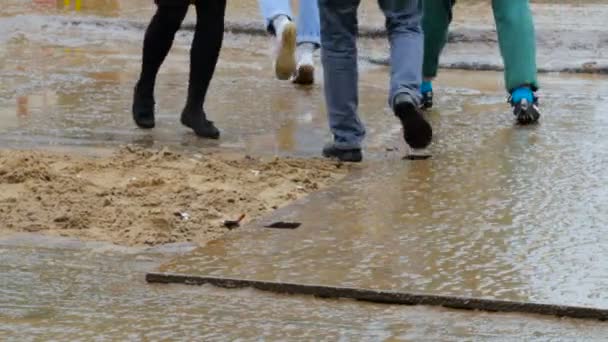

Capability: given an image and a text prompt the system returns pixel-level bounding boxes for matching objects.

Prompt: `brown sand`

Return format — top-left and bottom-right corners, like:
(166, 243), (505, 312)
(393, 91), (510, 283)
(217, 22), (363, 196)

(0, 146), (348, 246)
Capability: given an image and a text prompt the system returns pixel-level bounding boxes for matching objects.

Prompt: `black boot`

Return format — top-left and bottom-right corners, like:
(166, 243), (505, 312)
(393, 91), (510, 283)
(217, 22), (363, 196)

(132, 84), (155, 129)
(393, 93), (432, 149)
(181, 106), (220, 139)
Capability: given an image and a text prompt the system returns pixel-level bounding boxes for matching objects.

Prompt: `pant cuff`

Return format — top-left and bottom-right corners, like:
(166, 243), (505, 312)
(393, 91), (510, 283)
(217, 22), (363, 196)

(390, 88), (421, 109)
(331, 141), (362, 150)
(508, 82), (540, 93)
(265, 12), (293, 35)
(296, 35), (321, 47)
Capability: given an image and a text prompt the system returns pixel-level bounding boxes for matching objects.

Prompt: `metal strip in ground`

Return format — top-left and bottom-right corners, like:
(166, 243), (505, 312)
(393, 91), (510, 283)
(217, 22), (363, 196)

(146, 273), (608, 322)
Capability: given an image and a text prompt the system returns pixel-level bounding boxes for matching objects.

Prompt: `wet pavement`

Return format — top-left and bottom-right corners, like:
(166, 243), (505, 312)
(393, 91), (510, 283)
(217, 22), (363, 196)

(159, 70), (608, 308)
(1, 0), (606, 154)
(2, 0), (608, 339)
(3, 235), (608, 340)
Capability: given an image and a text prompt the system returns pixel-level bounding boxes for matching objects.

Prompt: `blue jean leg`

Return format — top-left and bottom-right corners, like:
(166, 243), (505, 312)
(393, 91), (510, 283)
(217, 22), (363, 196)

(258, 0), (292, 31)
(296, 0), (320, 46)
(319, 0), (365, 150)
(379, 0), (423, 107)
(259, 0), (320, 46)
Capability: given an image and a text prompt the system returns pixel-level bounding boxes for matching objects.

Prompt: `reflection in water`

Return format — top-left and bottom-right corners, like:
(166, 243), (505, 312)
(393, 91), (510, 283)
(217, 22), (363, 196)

(17, 95), (28, 117)
(277, 119), (296, 151)
(161, 72), (608, 308)
(2, 237), (606, 340)
(0, 91), (59, 132)
(31, 0), (121, 16)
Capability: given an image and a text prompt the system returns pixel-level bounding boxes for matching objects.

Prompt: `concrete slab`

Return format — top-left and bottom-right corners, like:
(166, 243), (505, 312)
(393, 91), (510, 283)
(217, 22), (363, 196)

(155, 72), (608, 311)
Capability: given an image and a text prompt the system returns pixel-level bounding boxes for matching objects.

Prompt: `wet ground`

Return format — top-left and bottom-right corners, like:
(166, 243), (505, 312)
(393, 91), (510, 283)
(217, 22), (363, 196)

(1, 0), (607, 154)
(4, 235), (608, 340)
(2, 0), (608, 340)
(160, 70), (608, 307)
(161, 73), (608, 303)
(4, 235), (608, 341)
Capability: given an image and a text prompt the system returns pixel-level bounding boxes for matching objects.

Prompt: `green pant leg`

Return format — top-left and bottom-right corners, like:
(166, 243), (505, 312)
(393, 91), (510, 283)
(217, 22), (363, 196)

(422, 0), (455, 78)
(492, 0), (539, 92)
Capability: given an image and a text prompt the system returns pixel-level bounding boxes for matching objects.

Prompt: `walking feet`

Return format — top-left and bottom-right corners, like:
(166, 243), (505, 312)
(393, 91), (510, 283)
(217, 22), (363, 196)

(132, 83), (219, 139)
(180, 106), (220, 139)
(509, 86), (541, 125)
(394, 93), (433, 149)
(271, 16), (315, 84)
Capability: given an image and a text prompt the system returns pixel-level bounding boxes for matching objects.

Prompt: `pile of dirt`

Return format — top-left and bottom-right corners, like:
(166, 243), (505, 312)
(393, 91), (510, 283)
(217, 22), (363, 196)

(0, 146), (348, 246)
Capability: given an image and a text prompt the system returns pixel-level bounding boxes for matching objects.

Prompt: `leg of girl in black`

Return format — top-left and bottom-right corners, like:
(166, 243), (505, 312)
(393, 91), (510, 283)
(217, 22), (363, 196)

(180, 0), (227, 139)
(133, 3), (189, 129)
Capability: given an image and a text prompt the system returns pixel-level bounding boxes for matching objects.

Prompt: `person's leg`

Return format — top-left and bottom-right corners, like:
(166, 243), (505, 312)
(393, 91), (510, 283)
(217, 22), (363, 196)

(296, 0), (320, 46)
(292, 0), (321, 84)
(133, 2), (189, 129)
(259, 0), (292, 29)
(381, 0), (431, 149)
(319, 0), (364, 162)
(492, 0), (538, 93)
(180, 0), (227, 139)
(492, 0), (540, 124)
(421, 0), (454, 109)
(259, 0), (297, 80)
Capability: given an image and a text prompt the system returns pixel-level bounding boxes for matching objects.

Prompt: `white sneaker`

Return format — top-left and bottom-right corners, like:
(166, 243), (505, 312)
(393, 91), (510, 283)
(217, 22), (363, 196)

(292, 45), (315, 85)
(273, 19), (297, 80)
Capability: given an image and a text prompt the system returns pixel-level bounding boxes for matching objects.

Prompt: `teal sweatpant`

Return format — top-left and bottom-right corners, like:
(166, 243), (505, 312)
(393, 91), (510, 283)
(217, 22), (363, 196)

(422, 0), (539, 92)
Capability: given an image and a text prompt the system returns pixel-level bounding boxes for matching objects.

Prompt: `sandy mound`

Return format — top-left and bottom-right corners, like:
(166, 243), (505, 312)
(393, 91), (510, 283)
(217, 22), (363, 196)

(0, 146), (348, 246)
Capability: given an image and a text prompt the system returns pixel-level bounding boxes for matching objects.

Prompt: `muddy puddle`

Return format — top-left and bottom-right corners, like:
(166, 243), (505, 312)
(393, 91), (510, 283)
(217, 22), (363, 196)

(159, 69), (608, 310)
(1, 0), (606, 155)
(2, 235), (608, 340)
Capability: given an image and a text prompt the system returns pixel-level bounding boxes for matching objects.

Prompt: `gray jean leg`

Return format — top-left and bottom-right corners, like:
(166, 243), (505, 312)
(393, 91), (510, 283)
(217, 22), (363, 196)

(319, 0), (364, 150)
(380, 0), (423, 107)
(319, 0), (422, 150)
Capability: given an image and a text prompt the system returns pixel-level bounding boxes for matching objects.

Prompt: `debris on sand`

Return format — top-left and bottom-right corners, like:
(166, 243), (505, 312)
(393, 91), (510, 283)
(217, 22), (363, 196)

(0, 146), (347, 246)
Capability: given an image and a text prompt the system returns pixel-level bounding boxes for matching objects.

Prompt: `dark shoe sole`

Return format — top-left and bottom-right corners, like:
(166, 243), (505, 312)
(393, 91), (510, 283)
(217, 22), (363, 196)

(421, 92), (433, 110)
(133, 117), (155, 129)
(275, 23), (297, 80)
(395, 101), (432, 149)
(292, 65), (314, 85)
(322, 147), (362, 163)
(132, 109), (155, 129)
(181, 114), (220, 140)
(514, 101), (541, 125)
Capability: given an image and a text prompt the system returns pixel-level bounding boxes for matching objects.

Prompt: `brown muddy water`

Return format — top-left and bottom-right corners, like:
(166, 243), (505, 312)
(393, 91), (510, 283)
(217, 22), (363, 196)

(2, 236), (608, 340)
(1, 0), (608, 340)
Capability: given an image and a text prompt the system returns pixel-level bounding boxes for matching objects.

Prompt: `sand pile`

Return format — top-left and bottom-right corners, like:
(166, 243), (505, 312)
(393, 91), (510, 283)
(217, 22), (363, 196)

(0, 146), (348, 246)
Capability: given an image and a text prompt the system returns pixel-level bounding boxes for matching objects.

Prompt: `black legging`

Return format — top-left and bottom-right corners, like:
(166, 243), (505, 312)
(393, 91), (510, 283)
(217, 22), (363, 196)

(138, 0), (226, 112)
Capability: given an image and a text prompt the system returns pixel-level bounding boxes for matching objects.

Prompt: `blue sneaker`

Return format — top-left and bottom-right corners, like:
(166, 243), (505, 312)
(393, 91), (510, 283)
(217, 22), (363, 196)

(509, 87), (541, 125)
